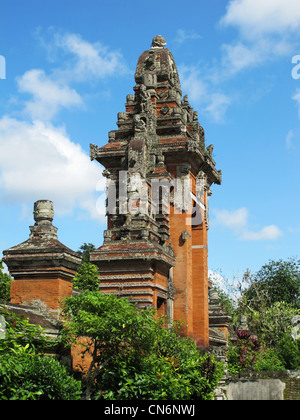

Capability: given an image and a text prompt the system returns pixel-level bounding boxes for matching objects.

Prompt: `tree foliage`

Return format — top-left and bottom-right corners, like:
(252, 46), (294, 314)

(223, 257), (300, 372)
(72, 243), (99, 291)
(61, 291), (223, 400)
(0, 307), (81, 400)
(78, 243), (96, 263)
(0, 261), (11, 302)
(72, 262), (100, 291)
(245, 258), (300, 309)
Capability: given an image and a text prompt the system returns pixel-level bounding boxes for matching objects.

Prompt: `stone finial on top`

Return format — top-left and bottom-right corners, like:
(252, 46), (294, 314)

(34, 200), (54, 224)
(151, 35), (167, 49)
(30, 200), (58, 240)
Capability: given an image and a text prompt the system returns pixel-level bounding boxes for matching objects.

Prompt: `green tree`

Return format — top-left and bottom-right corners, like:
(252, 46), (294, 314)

(61, 291), (223, 400)
(73, 243), (99, 291)
(245, 258), (300, 309)
(0, 307), (81, 400)
(226, 258), (300, 372)
(72, 262), (100, 291)
(78, 243), (96, 263)
(254, 302), (299, 347)
(0, 260), (11, 301)
(0, 347), (82, 400)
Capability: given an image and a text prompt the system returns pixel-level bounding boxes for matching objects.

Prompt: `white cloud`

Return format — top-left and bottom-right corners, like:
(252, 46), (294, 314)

(54, 32), (128, 82)
(204, 93), (232, 123)
(175, 29), (202, 45)
(0, 116), (105, 219)
(219, 0), (300, 75)
(0, 31), (126, 222)
(221, 41), (267, 75)
(213, 207), (248, 230)
(286, 130), (295, 149)
(17, 69), (82, 120)
(213, 207), (282, 241)
(240, 225), (282, 241)
(221, 0), (300, 39)
(180, 66), (207, 103)
(208, 270), (227, 292)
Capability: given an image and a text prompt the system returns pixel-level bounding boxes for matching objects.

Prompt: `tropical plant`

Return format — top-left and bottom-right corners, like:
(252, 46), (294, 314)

(0, 260), (11, 301)
(0, 307), (81, 400)
(61, 291), (223, 400)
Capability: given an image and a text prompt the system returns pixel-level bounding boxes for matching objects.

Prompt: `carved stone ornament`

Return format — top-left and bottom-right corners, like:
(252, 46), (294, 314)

(139, 84), (152, 113)
(160, 104), (170, 116)
(133, 115), (146, 132)
(151, 35), (167, 49)
(90, 143), (98, 161)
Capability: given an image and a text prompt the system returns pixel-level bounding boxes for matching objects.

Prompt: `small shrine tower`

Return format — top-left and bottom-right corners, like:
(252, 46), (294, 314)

(90, 36), (221, 347)
(3, 200), (82, 315)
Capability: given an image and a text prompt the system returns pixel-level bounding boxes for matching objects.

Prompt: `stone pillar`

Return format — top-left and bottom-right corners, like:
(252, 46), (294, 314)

(3, 200), (82, 315)
(209, 289), (232, 346)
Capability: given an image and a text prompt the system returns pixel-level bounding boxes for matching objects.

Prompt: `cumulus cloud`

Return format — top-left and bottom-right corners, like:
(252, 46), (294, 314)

(219, 0), (300, 74)
(213, 207), (282, 241)
(220, 0), (300, 39)
(213, 207), (248, 230)
(204, 93), (232, 123)
(240, 225), (282, 241)
(53, 32), (128, 82)
(173, 1), (300, 122)
(220, 41), (268, 76)
(17, 69), (82, 120)
(0, 116), (105, 218)
(208, 270), (228, 292)
(175, 29), (202, 45)
(0, 30), (128, 221)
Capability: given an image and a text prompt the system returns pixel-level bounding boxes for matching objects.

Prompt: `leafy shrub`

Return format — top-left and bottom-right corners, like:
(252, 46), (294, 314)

(276, 334), (300, 370)
(0, 261), (11, 301)
(0, 308), (81, 400)
(228, 330), (260, 374)
(72, 262), (100, 291)
(0, 346), (82, 400)
(254, 348), (285, 372)
(61, 291), (223, 400)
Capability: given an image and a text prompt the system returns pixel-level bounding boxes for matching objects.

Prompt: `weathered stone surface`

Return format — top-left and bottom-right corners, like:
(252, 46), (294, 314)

(227, 379), (286, 400)
(3, 200), (82, 310)
(90, 36), (222, 346)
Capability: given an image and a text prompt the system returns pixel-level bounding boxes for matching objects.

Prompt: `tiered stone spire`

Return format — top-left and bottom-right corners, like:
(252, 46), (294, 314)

(90, 36), (221, 346)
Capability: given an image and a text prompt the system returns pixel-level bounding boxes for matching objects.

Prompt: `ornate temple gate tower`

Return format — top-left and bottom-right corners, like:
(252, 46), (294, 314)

(90, 36), (221, 347)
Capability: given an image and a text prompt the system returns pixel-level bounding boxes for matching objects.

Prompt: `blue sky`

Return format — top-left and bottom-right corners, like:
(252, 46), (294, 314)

(0, 0), (300, 283)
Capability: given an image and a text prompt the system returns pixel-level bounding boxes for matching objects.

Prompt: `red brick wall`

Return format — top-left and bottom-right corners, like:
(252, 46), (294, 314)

(10, 278), (73, 310)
